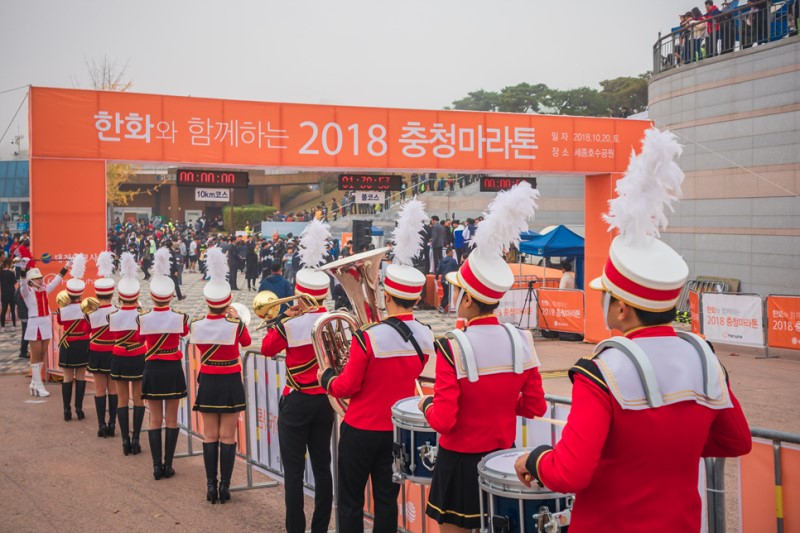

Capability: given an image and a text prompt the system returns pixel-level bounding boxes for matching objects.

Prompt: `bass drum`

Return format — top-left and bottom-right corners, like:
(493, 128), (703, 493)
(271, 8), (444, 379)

(478, 448), (574, 532)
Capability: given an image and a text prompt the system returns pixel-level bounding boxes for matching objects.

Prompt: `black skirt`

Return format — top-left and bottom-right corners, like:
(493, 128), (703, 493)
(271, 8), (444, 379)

(193, 372), (246, 413)
(426, 446), (496, 529)
(87, 349), (113, 374)
(141, 359), (187, 400)
(110, 355), (146, 381)
(58, 339), (90, 368)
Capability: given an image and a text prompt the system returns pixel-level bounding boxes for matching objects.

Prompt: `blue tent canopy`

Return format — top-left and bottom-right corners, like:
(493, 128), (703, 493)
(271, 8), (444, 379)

(371, 226), (384, 236)
(518, 225), (585, 288)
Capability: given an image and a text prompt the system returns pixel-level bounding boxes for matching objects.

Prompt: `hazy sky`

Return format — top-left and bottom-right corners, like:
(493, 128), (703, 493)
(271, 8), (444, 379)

(1, 0), (694, 159)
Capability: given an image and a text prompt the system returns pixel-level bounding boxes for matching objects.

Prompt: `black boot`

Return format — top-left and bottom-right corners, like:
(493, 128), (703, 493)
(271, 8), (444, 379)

(202, 442), (219, 504)
(218, 442), (237, 503)
(163, 427), (180, 478)
(61, 381), (73, 421)
(74, 380), (86, 420)
(149, 428), (164, 480)
(94, 395), (108, 437)
(118, 406), (131, 456)
(131, 405), (146, 455)
(107, 394), (118, 437)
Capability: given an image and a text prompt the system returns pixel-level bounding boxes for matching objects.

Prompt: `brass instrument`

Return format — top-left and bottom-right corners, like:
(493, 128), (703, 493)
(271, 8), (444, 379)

(81, 297), (100, 314)
(56, 290), (71, 308)
(311, 247), (388, 415)
(252, 290), (320, 330)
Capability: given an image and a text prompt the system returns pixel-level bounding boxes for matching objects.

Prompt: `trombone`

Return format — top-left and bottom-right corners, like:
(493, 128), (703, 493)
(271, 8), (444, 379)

(252, 290), (320, 330)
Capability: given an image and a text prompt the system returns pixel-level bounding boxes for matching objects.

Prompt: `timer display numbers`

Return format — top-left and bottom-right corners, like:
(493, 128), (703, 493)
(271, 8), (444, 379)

(479, 176), (538, 192)
(337, 174), (403, 191)
(176, 169), (249, 189)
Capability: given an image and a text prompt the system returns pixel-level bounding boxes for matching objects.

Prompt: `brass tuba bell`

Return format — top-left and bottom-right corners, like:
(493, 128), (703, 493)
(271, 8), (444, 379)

(81, 297), (100, 314)
(311, 247), (388, 415)
(56, 290), (71, 308)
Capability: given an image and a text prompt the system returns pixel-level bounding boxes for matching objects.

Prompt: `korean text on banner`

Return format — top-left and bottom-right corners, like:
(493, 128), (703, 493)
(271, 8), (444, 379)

(537, 288), (585, 334)
(766, 295), (800, 351)
(354, 191), (386, 204)
(702, 293), (765, 347)
(497, 288), (537, 329)
(194, 188), (231, 202)
(689, 290), (701, 335)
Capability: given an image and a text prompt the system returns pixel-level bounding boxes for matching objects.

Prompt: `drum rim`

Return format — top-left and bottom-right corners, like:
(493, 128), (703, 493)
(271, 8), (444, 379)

(478, 448), (570, 499)
(391, 396), (430, 428)
(478, 475), (570, 500)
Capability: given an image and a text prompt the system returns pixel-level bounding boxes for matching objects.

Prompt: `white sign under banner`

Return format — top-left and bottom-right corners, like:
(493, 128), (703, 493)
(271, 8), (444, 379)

(702, 293), (765, 347)
(195, 188), (231, 202)
(497, 288), (537, 329)
(354, 191), (386, 204)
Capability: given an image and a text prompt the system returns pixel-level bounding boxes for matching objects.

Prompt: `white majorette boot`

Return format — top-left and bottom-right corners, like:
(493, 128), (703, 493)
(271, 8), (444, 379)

(30, 363), (50, 397)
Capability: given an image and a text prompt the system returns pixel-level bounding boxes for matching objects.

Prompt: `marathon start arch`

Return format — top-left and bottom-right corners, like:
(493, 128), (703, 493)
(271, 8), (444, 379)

(28, 86), (651, 342)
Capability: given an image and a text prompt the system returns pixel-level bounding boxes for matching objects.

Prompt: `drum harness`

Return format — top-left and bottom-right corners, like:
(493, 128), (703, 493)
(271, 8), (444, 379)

(445, 323), (525, 382)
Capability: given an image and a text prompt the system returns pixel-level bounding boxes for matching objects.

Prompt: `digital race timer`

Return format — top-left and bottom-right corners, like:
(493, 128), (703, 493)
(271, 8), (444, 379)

(176, 169), (249, 189)
(478, 176), (538, 192)
(338, 174), (403, 191)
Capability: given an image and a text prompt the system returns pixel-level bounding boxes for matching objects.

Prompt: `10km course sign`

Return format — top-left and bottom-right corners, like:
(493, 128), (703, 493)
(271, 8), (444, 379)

(194, 188), (231, 202)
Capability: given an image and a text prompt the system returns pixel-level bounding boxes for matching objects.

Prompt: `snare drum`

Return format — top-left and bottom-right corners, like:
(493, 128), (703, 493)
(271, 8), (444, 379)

(391, 396), (438, 484)
(478, 448), (573, 533)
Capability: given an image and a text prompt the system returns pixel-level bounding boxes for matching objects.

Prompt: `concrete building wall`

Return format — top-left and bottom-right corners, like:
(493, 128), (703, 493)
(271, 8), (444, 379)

(649, 38), (800, 297)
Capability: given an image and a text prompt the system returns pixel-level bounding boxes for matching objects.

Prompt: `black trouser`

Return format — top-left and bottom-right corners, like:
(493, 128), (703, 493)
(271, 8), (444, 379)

(432, 246), (443, 274)
(141, 258), (152, 279)
(169, 274), (183, 299)
(278, 392), (334, 533)
(1, 298), (15, 327)
(20, 320), (28, 357)
(441, 280), (451, 310)
(337, 422), (398, 533)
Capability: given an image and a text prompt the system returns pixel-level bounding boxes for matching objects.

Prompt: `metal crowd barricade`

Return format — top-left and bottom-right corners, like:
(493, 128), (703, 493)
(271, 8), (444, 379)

(749, 427), (800, 533)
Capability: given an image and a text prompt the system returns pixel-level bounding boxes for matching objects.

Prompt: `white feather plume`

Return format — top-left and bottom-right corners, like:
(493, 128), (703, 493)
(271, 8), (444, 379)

(96, 251), (114, 278)
(120, 252), (138, 279)
(152, 248), (172, 277)
(205, 247), (229, 283)
(604, 127), (685, 245)
(69, 253), (87, 280)
(298, 219), (331, 268)
(472, 181), (539, 257)
(392, 198), (429, 266)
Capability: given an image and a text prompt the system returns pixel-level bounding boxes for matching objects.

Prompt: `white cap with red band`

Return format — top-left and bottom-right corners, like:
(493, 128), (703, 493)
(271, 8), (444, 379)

(204, 247), (232, 308)
(117, 252), (140, 300)
(95, 251), (116, 297)
(589, 127), (688, 312)
(295, 219), (333, 299)
(388, 198), (430, 301)
(150, 248), (175, 303)
(384, 264), (426, 300)
(295, 269), (330, 299)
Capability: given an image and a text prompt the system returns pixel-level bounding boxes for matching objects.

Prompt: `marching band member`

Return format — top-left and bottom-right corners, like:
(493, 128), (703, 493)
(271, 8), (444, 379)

(87, 251), (119, 438)
(513, 129), (752, 533)
(109, 252), (147, 456)
(138, 247), (189, 481)
(419, 182), (547, 532)
(261, 219), (334, 532)
(192, 248), (251, 505)
(57, 254), (91, 421)
(21, 259), (71, 398)
(319, 200), (434, 533)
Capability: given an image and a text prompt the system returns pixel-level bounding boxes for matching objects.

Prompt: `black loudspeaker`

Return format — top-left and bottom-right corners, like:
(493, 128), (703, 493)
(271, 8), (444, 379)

(352, 220), (372, 252)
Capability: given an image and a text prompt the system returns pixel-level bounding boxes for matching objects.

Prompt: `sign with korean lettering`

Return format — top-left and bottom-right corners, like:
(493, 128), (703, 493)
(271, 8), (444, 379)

(497, 288), (537, 329)
(354, 191), (386, 204)
(689, 290), (701, 335)
(702, 293), (765, 347)
(537, 288), (585, 334)
(29, 87), (651, 173)
(766, 295), (800, 350)
(194, 188), (231, 202)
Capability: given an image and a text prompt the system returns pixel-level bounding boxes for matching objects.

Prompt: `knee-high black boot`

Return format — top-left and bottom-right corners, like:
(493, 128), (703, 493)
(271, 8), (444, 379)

(203, 442), (219, 504)
(218, 442), (237, 503)
(94, 395), (108, 437)
(107, 394), (118, 437)
(149, 428), (163, 480)
(61, 381), (73, 421)
(118, 406), (131, 455)
(163, 427), (180, 478)
(131, 406), (146, 455)
(74, 380), (86, 420)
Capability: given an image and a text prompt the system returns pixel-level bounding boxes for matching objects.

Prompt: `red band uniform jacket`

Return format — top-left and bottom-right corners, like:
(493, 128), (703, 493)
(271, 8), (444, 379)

(261, 308), (328, 396)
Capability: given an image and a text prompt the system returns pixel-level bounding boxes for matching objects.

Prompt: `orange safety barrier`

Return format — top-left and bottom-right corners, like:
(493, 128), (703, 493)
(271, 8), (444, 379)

(740, 438), (800, 533)
(537, 288), (585, 334)
(766, 295), (800, 351)
(689, 290), (701, 336)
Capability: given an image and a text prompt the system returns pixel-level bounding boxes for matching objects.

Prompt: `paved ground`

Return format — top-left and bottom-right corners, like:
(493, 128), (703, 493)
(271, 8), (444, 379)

(2, 270), (798, 531)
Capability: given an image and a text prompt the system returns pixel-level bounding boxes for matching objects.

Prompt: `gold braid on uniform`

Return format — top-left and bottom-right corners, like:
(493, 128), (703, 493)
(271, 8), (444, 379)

(568, 353), (609, 393)
(435, 337), (455, 368)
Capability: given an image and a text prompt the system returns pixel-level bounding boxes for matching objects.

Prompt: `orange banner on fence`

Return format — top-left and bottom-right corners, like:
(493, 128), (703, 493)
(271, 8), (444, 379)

(766, 295), (800, 351)
(29, 87), (650, 174)
(689, 290), (701, 336)
(740, 438), (800, 533)
(537, 289), (585, 334)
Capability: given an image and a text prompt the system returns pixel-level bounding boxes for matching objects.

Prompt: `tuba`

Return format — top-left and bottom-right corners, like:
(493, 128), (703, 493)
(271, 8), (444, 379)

(311, 247), (388, 415)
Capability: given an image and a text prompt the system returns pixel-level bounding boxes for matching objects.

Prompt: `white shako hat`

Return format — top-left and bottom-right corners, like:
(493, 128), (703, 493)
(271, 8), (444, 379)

(149, 247), (175, 304)
(385, 198), (429, 301)
(203, 247), (232, 308)
(66, 253), (88, 297)
(295, 219), (332, 299)
(94, 251), (115, 297)
(446, 182), (540, 304)
(588, 127), (689, 312)
(117, 252), (140, 301)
